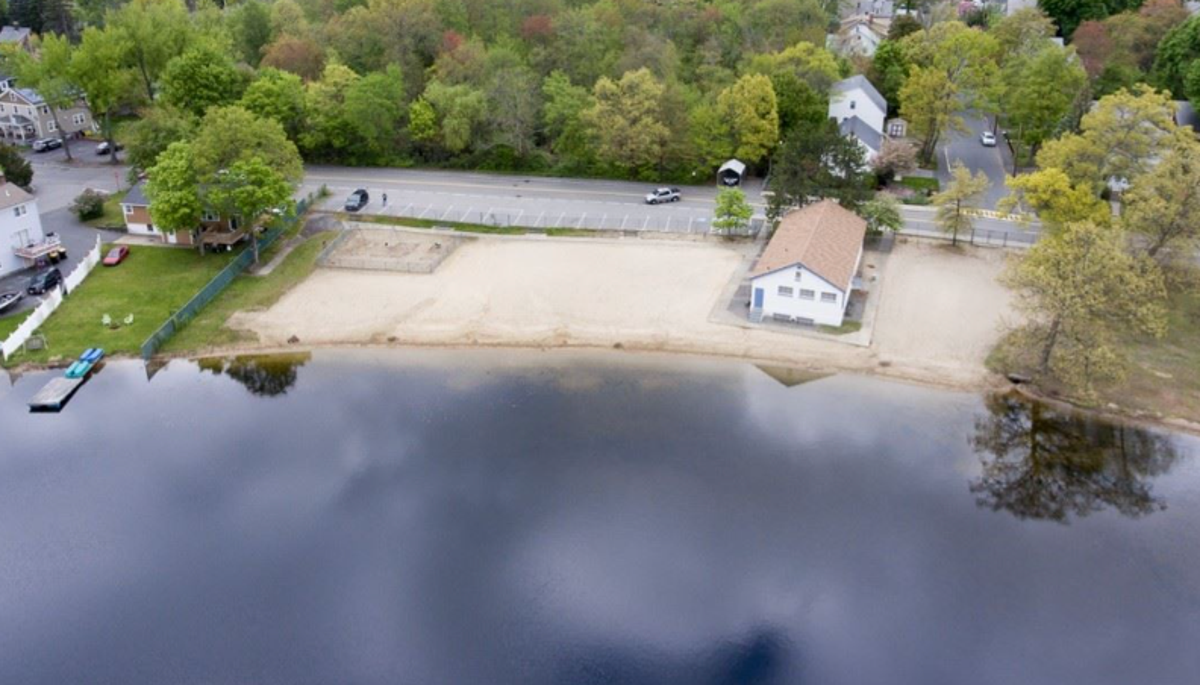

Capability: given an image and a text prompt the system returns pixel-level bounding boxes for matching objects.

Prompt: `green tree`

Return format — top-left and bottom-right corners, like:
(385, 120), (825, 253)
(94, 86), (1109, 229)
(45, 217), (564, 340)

(990, 7), (1057, 60)
(124, 106), (195, 175)
(146, 141), (203, 244)
(859, 195), (904, 234)
(900, 22), (1000, 163)
(869, 40), (909, 113)
(240, 68), (307, 141)
(484, 63), (539, 158)
(0, 143), (34, 188)
(423, 79), (487, 154)
(1038, 0), (1110, 39)
(301, 62), (360, 159)
(343, 65), (405, 162)
(932, 162), (990, 246)
(744, 41), (842, 93)
(1036, 84), (1187, 192)
(584, 68), (668, 173)
(717, 73), (780, 165)
(1121, 140), (1200, 261)
(712, 187), (754, 234)
(541, 71), (592, 161)
(689, 102), (733, 172)
(229, 0), (274, 67)
(160, 43), (247, 117)
(766, 119), (871, 220)
(191, 106), (303, 182)
(9, 33), (80, 161)
(407, 97), (438, 147)
(205, 157), (293, 263)
(999, 43), (1088, 164)
(108, 0), (195, 101)
(1004, 221), (1167, 396)
(72, 26), (137, 166)
(770, 71), (826, 136)
(1150, 14), (1200, 95)
(1001, 168), (1111, 227)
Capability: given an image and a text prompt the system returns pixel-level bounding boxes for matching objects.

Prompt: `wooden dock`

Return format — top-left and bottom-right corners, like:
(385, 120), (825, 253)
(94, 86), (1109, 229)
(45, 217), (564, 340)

(29, 376), (86, 412)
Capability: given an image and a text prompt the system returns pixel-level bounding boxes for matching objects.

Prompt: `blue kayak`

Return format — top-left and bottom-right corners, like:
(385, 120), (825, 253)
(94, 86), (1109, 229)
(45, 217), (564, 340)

(64, 348), (104, 379)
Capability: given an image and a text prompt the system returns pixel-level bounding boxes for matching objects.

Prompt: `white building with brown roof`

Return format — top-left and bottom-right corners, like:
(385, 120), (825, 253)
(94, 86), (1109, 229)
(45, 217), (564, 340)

(749, 200), (866, 327)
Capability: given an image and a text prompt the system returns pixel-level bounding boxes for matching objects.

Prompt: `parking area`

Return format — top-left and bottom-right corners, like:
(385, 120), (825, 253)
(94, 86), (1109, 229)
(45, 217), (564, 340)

(0, 210), (105, 320)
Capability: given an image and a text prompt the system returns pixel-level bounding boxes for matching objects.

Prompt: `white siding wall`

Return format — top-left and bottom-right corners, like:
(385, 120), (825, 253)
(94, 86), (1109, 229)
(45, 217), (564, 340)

(751, 265), (848, 327)
(0, 198), (46, 277)
(828, 87), (886, 135)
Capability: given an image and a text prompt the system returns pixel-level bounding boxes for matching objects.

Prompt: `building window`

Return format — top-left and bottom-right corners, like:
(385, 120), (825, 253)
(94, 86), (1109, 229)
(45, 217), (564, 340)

(777, 286), (794, 297)
(821, 292), (838, 303)
(799, 289), (815, 300)
(47, 120), (56, 132)
(72, 113), (86, 126)
(13, 204), (26, 217)
(850, 100), (856, 110)
(888, 122), (905, 137)
(202, 211), (218, 222)
(40, 106), (49, 115)
(123, 205), (133, 215)
(794, 270), (803, 282)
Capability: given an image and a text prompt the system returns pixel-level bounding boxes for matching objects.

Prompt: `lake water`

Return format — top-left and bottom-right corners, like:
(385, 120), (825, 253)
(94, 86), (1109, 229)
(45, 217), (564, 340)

(1, 350), (1198, 685)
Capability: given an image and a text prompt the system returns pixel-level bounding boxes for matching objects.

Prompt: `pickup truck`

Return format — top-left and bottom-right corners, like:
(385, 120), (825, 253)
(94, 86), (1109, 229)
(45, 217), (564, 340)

(645, 187), (681, 204)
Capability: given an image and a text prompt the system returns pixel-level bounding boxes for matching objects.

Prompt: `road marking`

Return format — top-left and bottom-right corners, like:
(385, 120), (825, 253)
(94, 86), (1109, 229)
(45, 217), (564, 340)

(620, 215), (628, 230)
(440, 205), (455, 220)
(576, 213), (586, 229)
(535, 210), (545, 227)
(417, 205), (432, 219)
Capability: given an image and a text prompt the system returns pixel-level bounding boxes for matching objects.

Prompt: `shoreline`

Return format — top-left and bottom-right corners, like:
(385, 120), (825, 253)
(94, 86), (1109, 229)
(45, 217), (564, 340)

(11, 337), (1197, 439)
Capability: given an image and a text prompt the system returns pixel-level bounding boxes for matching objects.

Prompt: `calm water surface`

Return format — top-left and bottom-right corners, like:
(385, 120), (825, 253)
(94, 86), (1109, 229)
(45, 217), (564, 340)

(1, 350), (1198, 685)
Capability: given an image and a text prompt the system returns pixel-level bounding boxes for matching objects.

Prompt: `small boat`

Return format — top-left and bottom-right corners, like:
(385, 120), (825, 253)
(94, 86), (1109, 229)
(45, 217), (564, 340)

(64, 348), (104, 379)
(0, 290), (22, 314)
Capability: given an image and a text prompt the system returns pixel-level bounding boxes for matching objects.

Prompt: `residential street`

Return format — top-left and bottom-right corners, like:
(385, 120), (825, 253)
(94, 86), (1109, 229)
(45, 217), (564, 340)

(18, 159), (1039, 246)
(938, 113), (1012, 210)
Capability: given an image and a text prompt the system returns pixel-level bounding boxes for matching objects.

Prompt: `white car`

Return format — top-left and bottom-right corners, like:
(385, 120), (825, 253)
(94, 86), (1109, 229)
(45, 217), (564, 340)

(980, 131), (997, 147)
(645, 187), (681, 204)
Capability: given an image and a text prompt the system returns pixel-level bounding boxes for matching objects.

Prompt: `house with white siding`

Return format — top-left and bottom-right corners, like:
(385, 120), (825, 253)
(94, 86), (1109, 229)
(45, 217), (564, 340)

(0, 171), (47, 277)
(749, 200), (866, 328)
(829, 75), (888, 163)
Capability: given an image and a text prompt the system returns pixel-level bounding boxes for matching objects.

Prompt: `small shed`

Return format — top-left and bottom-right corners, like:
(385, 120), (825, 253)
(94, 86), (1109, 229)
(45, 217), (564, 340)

(718, 159), (746, 186)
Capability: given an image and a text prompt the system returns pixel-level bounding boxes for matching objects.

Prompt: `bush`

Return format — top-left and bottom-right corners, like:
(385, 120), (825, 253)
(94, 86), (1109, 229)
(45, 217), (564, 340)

(71, 189), (107, 221)
(0, 143), (34, 188)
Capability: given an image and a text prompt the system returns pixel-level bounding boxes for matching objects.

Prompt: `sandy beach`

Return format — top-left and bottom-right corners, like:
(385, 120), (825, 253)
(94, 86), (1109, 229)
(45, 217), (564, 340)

(230, 235), (1018, 390)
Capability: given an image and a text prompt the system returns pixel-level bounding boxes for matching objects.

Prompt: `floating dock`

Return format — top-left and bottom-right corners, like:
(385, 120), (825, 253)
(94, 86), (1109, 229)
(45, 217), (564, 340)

(28, 376), (87, 412)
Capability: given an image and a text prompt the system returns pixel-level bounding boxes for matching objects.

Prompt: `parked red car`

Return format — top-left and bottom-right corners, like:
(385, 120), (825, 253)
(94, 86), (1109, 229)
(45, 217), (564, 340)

(102, 246), (129, 266)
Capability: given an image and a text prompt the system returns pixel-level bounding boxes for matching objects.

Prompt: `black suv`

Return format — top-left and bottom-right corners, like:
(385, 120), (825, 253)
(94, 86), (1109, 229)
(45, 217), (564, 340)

(344, 189), (369, 212)
(27, 268), (63, 295)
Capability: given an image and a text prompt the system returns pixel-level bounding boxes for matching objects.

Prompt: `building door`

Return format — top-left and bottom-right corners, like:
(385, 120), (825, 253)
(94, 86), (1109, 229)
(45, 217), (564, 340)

(753, 287), (764, 309)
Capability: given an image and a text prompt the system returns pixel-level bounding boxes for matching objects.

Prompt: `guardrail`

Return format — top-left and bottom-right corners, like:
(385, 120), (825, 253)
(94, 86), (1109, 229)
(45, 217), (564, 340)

(897, 226), (1038, 249)
(139, 197), (312, 360)
(1, 235), (102, 361)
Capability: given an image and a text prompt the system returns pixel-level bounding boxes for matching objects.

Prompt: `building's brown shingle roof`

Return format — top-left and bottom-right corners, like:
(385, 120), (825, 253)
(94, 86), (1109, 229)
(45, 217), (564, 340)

(751, 199), (866, 291)
(0, 180), (33, 211)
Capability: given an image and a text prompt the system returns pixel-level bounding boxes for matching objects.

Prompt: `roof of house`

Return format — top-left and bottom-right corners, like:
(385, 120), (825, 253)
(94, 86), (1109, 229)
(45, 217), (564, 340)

(0, 26), (31, 43)
(840, 116), (883, 152)
(831, 75), (888, 116)
(124, 181), (150, 207)
(0, 180), (34, 211)
(751, 199), (867, 292)
(1175, 101), (1199, 135)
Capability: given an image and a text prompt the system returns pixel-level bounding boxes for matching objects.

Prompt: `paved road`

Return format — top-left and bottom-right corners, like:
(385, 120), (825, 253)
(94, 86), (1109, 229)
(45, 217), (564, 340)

(899, 205), (1040, 248)
(304, 166), (768, 233)
(938, 114), (1012, 211)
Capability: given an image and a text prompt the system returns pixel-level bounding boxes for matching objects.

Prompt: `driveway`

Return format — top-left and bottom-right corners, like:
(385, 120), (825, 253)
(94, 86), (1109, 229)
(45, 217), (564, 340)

(0, 208), (107, 321)
(938, 113), (1012, 210)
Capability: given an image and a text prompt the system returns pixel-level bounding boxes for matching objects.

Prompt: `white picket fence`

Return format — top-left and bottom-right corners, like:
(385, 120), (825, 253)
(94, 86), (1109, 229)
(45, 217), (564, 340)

(1, 236), (103, 361)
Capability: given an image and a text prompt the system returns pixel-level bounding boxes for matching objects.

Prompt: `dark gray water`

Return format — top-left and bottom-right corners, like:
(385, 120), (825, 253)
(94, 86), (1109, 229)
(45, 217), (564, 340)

(1, 350), (1198, 685)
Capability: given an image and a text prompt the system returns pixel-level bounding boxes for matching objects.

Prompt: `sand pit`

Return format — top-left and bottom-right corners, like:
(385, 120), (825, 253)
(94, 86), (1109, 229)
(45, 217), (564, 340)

(232, 235), (1019, 388)
(319, 226), (463, 273)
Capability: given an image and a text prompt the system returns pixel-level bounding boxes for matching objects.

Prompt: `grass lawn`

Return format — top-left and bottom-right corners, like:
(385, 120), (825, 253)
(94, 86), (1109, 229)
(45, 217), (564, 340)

(1, 245), (234, 366)
(0, 310), (23, 340)
(896, 176), (940, 193)
(1109, 287), (1200, 419)
(819, 320), (863, 335)
(163, 232), (334, 352)
(84, 189), (129, 229)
